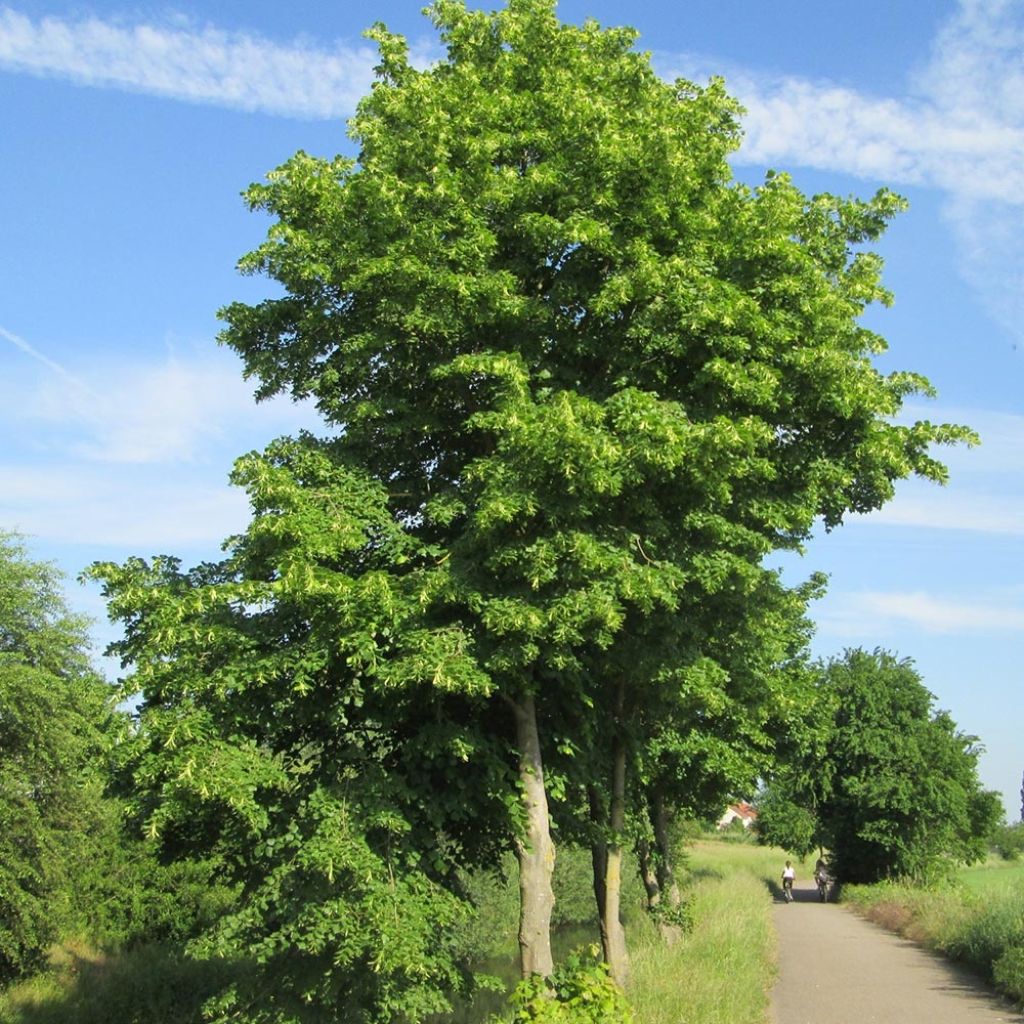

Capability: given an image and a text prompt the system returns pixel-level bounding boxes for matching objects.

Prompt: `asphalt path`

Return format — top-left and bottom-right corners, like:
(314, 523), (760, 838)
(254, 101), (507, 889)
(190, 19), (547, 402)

(770, 878), (1024, 1024)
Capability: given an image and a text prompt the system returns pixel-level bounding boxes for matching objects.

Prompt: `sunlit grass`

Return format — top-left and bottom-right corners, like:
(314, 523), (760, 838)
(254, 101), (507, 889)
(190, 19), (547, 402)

(628, 839), (778, 1024)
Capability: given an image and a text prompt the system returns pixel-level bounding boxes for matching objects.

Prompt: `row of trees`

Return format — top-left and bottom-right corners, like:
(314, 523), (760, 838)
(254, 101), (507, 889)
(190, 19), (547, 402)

(2, 2), (998, 1022)
(2, 532), (1001, 1021)
(0, 533), (233, 987)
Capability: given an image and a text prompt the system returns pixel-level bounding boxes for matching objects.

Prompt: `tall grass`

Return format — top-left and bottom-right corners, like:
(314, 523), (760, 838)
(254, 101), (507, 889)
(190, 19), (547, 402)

(0, 939), (240, 1024)
(629, 841), (777, 1024)
(1, 839), (781, 1024)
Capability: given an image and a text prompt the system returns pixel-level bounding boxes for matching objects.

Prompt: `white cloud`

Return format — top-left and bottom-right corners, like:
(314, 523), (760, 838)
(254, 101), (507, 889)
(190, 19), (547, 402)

(1, 333), (317, 465)
(656, 1), (1024, 344)
(857, 492), (1024, 535)
(0, 464), (250, 548)
(0, 332), (319, 555)
(916, 406), (1024, 475)
(0, 7), (379, 118)
(820, 589), (1024, 636)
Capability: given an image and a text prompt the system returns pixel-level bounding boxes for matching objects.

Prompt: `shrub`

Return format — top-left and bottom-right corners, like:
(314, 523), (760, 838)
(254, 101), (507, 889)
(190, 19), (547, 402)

(994, 946), (1024, 1003)
(992, 824), (1024, 861)
(509, 949), (634, 1024)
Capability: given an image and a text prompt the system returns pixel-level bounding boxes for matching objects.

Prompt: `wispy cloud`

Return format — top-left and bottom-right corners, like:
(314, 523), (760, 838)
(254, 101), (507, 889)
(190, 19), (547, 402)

(857, 492), (1024, 535)
(1, 324), (98, 394)
(656, 2), (1024, 207)
(657, 0), (1024, 343)
(0, 332), (318, 553)
(820, 589), (1024, 636)
(1, 330), (316, 464)
(0, 464), (251, 548)
(0, 7), (379, 118)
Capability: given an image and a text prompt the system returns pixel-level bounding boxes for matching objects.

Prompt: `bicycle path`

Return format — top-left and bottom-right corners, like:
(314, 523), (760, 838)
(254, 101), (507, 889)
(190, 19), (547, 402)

(770, 879), (1024, 1024)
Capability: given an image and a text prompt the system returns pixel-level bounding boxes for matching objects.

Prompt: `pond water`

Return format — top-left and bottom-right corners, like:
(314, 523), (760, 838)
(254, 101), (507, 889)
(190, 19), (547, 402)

(437, 923), (599, 1024)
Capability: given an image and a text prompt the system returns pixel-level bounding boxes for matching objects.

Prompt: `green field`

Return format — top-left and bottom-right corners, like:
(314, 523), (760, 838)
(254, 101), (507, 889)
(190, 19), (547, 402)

(959, 857), (1024, 895)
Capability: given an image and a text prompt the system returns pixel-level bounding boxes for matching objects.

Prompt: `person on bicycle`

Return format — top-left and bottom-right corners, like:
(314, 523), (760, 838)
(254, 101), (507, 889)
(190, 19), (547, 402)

(814, 857), (830, 901)
(782, 860), (795, 901)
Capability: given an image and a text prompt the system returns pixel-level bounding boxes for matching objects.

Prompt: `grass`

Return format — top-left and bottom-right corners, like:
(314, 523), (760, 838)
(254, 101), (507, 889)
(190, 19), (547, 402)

(628, 840), (778, 1024)
(1, 838), (783, 1024)
(0, 939), (239, 1024)
(959, 856), (1024, 895)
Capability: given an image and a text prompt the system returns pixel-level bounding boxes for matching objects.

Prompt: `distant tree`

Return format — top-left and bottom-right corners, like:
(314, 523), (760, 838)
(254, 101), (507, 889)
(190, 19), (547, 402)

(753, 785), (819, 859)
(0, 532), (118, 980)
(814, 649), (1000, 883)
(992, 822), (1024, 861)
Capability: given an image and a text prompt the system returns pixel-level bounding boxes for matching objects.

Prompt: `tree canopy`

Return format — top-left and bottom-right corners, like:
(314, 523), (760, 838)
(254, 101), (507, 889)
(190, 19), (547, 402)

(757, 648), (1002, 883)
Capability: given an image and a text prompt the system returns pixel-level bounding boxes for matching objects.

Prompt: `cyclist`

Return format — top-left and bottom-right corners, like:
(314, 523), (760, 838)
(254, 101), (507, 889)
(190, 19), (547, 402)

(781, 860), (795, 902)
(814, 857), (831, 901)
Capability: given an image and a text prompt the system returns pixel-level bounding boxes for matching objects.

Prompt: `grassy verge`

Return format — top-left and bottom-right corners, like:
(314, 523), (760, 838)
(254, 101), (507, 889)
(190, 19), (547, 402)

(628, 840), (778, 1024)
(843, 868), (1024, 1007)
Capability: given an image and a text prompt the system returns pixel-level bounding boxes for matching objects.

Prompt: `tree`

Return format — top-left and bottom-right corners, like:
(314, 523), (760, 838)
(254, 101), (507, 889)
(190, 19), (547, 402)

(96, 0), (974, 999)
(91, 443), (501, 1023)
(766, 648), (1002, 884)
(0, 532), (118, 980)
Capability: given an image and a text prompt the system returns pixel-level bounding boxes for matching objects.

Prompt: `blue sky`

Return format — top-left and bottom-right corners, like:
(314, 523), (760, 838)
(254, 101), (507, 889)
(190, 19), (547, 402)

(1, 0), (1022, 819)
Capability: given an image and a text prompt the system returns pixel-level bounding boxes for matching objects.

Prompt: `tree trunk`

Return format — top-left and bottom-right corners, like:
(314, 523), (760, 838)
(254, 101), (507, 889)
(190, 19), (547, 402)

(588, 784), (610, 953)
(513, 694), (556, 978)
(650, 789), (683, 944)
(602, 684), (630, 987)
(637, 836), (661, 909)
(651, 790), (681, 910)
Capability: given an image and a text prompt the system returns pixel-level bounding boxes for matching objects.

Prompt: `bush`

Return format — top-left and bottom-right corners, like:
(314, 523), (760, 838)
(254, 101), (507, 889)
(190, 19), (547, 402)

(509, 948), (633, 1024)
(994, 946), (1024, 1003)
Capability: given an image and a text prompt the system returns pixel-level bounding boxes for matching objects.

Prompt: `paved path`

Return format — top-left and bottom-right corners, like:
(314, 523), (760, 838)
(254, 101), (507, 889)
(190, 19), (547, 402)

(770, 879), (1024, 1024)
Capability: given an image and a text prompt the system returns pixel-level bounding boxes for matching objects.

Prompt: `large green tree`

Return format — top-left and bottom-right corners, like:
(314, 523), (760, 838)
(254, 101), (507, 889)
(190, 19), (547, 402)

(95, 0), (973, 1002)
(0, 532), (118, 981)
(759, 648), (1002, 883)
(222, 0), (969, 974)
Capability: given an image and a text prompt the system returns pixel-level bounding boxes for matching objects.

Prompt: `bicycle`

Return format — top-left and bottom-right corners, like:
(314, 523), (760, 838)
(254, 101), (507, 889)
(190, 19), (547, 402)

(815, 871), (832, 902)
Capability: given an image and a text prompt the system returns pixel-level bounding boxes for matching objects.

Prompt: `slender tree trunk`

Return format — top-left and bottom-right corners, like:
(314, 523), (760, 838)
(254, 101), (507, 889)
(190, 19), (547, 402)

(651, 790), (681, 910)
(512, 694), (556, 978)
(650, 789), (682, 944)
(602, 682), (630, 987)
(587, 784), (610, 953)
(637, 836), (661, 910)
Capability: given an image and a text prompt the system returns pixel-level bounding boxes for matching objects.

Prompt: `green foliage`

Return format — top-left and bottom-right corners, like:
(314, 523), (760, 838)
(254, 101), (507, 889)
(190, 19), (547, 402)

(753, 786), (818, 858)
(994, 946), (1024, 1004)
(0, 532), (120, 982)
(992, 823), (1024, 861)
(509, 949), (634, 1024)
(91, 0), (976, 1008)
(764, 649), (1001, 884)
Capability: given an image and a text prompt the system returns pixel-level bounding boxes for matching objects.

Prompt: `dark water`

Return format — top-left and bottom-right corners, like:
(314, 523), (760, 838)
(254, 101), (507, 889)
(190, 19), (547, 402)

(437, 924), (599, 1024)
